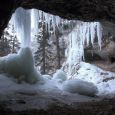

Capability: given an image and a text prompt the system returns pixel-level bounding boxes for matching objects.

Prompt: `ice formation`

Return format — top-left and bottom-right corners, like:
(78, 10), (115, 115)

(12, 8), (31, 47)
(3, 7), (115, 98)
(63, 21), (103, 78)
(3, 8), (42, 83)
(31, 9), (61, 37)
(73, 62), (115, 96)
(62, 79), (98, 96)
(52, 69), (67, 82)
(0, 47), (42, 84)
(4, 7), (64, 84)
(1, 8), (49, 84)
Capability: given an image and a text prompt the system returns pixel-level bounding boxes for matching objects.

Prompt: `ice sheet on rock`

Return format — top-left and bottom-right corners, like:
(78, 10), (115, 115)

(31, 9), (39, 36)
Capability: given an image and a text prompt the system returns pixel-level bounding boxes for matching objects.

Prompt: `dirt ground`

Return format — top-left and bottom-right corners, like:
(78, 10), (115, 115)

(0, 97), (115, 115)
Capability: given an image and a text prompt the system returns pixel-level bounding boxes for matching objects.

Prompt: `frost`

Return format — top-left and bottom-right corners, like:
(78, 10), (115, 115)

(31, 9), (61, 36)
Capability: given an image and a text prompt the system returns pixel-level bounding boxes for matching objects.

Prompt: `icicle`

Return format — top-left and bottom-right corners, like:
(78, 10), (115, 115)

(86, 22), (90, 46)
(90, 22), (96, 45)
(43, 12), (49, 31)
(38, 10), (42, 20)
(52, 15), (56, 33)
(31, 9), (39, 37)
(12, 7), (31, 47)
(96, 22), (102, 50)
(55, 16), (61, 27)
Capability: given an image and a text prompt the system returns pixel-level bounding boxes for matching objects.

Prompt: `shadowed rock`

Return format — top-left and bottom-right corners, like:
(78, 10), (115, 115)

(1, 0), (115, 37)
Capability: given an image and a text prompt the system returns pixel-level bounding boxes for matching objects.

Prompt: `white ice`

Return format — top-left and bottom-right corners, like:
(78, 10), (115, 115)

(0, 47), (42, 84)
(72, 62), (115, 97)
(52, 69), (67, 82)
(62, 79), (98, 96)
(12, 8), (31, 47)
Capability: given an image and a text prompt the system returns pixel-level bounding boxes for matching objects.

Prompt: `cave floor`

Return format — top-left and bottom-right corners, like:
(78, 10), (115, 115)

(0, 96), (115, 115)
(0, 70), (115, 115)
(0, 87), (114, 115)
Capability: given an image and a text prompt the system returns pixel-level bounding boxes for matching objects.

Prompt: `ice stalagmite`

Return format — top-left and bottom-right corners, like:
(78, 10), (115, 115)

(0, 8), (43, 84)
(0, 47), (42, 84)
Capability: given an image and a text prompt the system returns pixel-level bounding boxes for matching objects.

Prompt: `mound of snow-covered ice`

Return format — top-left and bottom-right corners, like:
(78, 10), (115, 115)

(0, 47), (42, 84)
(62, 79), (98, 96)
(52, 69), (98, 96)
(52, 70), (67, 82)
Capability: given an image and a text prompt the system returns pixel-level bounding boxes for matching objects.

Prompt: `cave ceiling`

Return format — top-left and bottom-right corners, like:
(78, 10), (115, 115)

(0, 0), (115, 37)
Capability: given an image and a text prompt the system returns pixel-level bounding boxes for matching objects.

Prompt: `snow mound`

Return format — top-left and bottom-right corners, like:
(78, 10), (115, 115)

(0, 47), (42, 84)
(52, 70), (67, 82)
(62, 79), (98, 96)
(42, 75), (51, 79)
(67, 62), (115, 96)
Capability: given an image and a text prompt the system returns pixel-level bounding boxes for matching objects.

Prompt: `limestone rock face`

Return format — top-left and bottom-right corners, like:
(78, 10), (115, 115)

(1, 0), (115, 37)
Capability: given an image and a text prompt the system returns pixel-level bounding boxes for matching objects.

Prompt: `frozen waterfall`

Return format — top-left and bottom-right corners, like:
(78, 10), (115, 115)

(3, 7), (63, 84)
(12, 8), (31, 47)
(2, 8), (43, 83)
(63, 22), (103, 78)
(9, 8), (103, 80)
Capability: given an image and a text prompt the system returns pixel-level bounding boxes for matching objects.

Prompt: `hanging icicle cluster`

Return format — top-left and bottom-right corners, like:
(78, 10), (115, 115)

(66, 22), (103, 64)
(63, 21), (103, 77)
(31, 9), (62, 37)
(10, 8), (64, 46)
(9, 8), (103, 65)
(7, 8), (103, 79)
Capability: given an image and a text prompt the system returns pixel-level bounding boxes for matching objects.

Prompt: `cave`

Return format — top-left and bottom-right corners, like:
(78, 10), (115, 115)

(0, 0), (115, 115)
